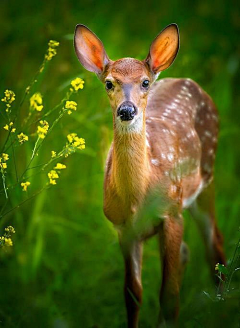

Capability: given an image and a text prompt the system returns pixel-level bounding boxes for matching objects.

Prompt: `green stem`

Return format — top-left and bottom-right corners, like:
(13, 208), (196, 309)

(1, 172), (8, 199)
(0, 185), (49, 221)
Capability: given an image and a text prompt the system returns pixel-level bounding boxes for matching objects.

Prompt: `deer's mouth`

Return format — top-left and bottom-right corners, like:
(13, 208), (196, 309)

(115, 111), (143, 133)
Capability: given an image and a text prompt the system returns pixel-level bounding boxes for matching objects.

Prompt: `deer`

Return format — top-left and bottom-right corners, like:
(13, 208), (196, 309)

(74, 23), (226, 327)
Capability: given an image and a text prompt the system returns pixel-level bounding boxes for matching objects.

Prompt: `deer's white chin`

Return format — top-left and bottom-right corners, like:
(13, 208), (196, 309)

(115, 112), (143, 134)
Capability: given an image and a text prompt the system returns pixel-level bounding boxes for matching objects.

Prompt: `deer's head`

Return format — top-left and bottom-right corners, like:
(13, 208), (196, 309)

(74, 24), (179, 133)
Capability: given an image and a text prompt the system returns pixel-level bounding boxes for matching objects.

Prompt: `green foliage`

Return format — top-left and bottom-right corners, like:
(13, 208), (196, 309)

(0, 0), (239, 327)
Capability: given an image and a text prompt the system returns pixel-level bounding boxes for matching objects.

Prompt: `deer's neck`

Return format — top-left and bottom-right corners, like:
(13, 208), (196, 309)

(111, 115), (150, 207)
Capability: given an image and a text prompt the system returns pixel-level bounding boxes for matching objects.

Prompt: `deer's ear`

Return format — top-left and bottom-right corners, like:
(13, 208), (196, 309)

(74, 24), (110, 75)
(145, 24), (179, 74)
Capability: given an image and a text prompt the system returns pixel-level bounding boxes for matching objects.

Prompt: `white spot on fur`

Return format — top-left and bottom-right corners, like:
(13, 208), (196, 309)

(167, 153), (174, 162)
(163, 128), (169, 134)
(204, 130), (212, 137)
(171, 185), (177, 193)
(151, 158), (159, 166)
(161, 153), (166, 159)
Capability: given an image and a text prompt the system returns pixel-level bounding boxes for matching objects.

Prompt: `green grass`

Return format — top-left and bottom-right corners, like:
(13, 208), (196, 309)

(0, 0), (239, 327)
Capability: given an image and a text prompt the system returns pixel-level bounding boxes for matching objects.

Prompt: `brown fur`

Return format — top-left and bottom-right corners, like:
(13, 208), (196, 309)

(74, 24), (226, 328)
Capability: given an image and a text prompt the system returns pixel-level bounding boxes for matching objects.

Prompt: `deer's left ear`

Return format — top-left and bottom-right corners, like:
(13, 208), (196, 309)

(74, 24), (110, 76)
(145, 24), (179, 74)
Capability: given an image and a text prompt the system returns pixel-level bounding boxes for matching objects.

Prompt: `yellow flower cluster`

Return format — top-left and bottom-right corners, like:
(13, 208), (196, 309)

(1, 89), (15, 112)
(71, 77), (85, 91)
(5, 226), (15, 234)
(65, 100), (77, 115)
(48, 169), (59, 185)
(1, 90), (15, 104)
(67, 133), (85, 150)
(0, 237), (13, 247)
(63, 133), (85, 157)
(17, 132), (28, 144)
(45, 40), (59, 61)
(37, 120), (49, 139)
(48, 163), (66, 185)
(21, 181), (30, 191)
(30, 93), (43, 111)
(0, 225), (15, 248)
(51, 151), (56, 158)
(0, 153), (9, 170)
(3, 121), (16, 133)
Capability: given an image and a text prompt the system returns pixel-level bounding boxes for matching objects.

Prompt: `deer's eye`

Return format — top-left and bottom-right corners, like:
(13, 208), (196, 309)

(105, 81), (114, 90)
(142, 80), (150, 89)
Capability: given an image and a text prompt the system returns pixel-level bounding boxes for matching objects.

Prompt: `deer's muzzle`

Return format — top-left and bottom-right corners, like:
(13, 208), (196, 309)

(117, 101), (137, 121)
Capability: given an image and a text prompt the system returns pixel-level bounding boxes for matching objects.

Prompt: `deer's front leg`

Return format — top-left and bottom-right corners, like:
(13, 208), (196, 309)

(158, 216), (183, 327)
(119, 234), (143, 328)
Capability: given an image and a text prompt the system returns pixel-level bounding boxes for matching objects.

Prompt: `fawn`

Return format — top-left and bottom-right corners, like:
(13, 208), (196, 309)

(74, 24), (226, 327)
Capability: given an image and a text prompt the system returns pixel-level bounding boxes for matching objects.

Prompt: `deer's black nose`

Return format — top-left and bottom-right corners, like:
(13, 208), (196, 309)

(117, 102), (137, 121)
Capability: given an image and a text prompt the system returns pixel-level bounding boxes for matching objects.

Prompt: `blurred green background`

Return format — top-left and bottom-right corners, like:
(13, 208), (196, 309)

(0, 0), (240, 327)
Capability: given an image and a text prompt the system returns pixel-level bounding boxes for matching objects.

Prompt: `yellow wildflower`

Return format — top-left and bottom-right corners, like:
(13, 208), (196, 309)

(4, 238), (13, 247)
(48, 169), (59, 185)
(45, 48), (57, 61)
(0, 153), (9, 170)
(65, 133), (85, 156)
(30, 93), (43, 111)
(71, 77), (84, 91)
(65, 100), (77, 115)
(48, 40), (59, 48)
(37, 120), (49, 139)
(51, 151), (56, 158)
(45, 40), (59, 61)
(1, 90), (15, 104)
(54, 163), (66, 170)
(18, 132), (28, 144)
(21, 181), (30, 191)
(67, 133), (75, 143)
(0, 225), (15, 248)
(3, 122), (16, 133)
(0, 162), (7, 169)
(5, 226), (15, 234)
(2, 153), (9, 161)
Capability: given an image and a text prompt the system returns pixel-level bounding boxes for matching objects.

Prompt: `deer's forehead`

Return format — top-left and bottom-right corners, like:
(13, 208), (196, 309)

(107, 58), (150, 82)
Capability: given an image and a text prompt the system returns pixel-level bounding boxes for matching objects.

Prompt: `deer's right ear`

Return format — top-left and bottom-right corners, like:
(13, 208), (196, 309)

(74, 24), (110, 75)
(145, 24), (179, 75)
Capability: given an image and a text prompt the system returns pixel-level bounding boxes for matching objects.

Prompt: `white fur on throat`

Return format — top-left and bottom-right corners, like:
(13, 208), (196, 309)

(115, 111), (143, 134)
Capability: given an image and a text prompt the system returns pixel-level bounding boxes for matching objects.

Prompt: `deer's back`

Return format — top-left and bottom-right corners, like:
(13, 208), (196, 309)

(146, 78), (219, 206)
